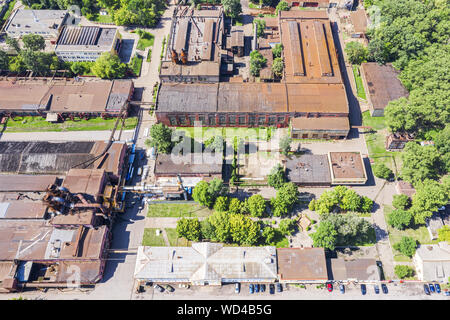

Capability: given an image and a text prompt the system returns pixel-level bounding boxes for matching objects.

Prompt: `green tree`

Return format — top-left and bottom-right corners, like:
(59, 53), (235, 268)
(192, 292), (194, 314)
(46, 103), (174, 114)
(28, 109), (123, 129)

(271, 183), (299, 217)
(0, 51), (8, 71)
(221, 0), (242, 19)
(367, 37), (389, 64)
(272, 57), (284, 78)
(267, 164), (286, 189)
(275, 0), (289, 13)
(279, 219), (296, 236)
(372, 163), (393, 180)
(410, 179), (449, 224)
(249, 50), (267, 76)
(394, 265), (415, 279)
(247, 194), (266, 217)
(91, 52), (127, 79)
(360, 196), (373, 213)
(228, 198), (242, 214)
(400, 142), (443, 185)
(146, 123), (173, 154)
(22, 34), (46, 51)
(393, 236), (417, 257)
(438, 225), (450, 243)
(262, 226), (276, 244)
(208, 211), (231, 242)
(311, 220), (338, 250)
(214, 196), (229, 212)
(208, 178), (227, 199)
(229, 214), (260, 245)
(320, 213), (373, 246)
(8, 55), (25, 73)
(192, 180), (215, 208)
(392, 194), (411, 210)
(279, 135), (291, 155)
(70, 61), (92, 75)
(272, 43), (283, 58)
(345, 41), (368, 65)
(434, 125), (450, 172)
(340, 189), (361, 212)
(200, 219), (216, 240)
(254, 19), (266, 38)
(6, 37), (20, 53)
(387, 209), (413, 230)
(176, 218), (202, 241)
(21, 51), (53, 75)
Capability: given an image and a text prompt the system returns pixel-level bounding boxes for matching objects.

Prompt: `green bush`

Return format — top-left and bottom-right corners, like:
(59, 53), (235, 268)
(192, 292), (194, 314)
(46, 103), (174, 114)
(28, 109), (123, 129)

(214, 196), (229, 212)
(372, 163), (393, 180)
(392, 194), (411, 210)
(388, 209), (413, 230)
(393, 236), (417, 257)
(394, 265), (415, 279)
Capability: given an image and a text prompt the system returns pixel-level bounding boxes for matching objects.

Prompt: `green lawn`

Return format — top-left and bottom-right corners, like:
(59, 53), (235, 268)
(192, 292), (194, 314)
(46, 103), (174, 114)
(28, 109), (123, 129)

(362, 111), (403, 173)
(136, 30), (155, 51)
(146, 48), (152, 62)
(89, 14), (113, 23)
(166, 228), (191, 246)
(384, 205), (438, 262)
(129, 54), (143, 76)
(175, 127), (275, 141)
(147, 203), (213, 218)
(352, 65), (367, 100)
(3, 116), (138, 132)
(142, 228), (166, 246)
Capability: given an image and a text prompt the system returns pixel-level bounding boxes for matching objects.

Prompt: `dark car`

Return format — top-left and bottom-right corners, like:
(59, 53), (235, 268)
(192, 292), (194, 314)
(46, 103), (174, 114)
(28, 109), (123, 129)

(374, 285), (380, 294)
(339, 284), (345, 294)
(361, 284), (367, 295)
(327, 283), (333, 292)
(269, 284), (275, 294)
(249, 284), (254, 294)
(424, 284), (430, 295)
(261, 284), (266, 292)
(435, 284), (441, 293)
(428, 284), (435, 293)
(276, 283), (283, 293)
(381, 284), (388, 294)
(154, 284), (164, 293)
(165, 285), (175, 293)
(255, 284), (260, 293)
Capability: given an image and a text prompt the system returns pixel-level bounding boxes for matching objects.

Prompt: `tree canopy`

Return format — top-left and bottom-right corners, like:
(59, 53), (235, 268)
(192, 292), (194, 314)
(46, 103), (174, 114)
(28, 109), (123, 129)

(267, 164), (286, 189)
(387, 209), (413, 230)
(176, 218), (202, 241)
(345, 41), (368, 65)
(145, 123), (174, 154)
(221, 0), (242, 19)
(91, 52), (127, 79)
(410, 178), (449, 225)
(393, 236), (417, 257)
(246, 194), (266, 217)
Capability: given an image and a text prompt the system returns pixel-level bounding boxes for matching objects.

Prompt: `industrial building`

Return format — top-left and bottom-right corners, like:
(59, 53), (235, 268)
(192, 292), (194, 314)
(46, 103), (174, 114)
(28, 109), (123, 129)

(155, 8), (350, 139)
(285, 151), (367, 186)
(4, 9), (69, 40)
(328, 258), (381, 282)
(277, 248), (328, 283)
(134, 242), (278, 285)
(360, 63), (409, 117)
(413, 242), (450, 282)
(0, 78), (134, 120)
(284, 0), (330, 8)
(55, 26), (121, 62)
(349, 9), (368, 38)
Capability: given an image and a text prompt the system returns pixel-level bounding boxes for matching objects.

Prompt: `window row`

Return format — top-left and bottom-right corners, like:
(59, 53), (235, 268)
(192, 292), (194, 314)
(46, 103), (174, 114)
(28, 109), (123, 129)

(168, 114), (288, 126)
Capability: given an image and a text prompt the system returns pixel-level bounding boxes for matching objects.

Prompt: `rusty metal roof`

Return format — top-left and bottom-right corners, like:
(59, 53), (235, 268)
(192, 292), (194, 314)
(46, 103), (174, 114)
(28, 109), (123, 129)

(350, 9), (368, 34)
(329, 152), (366, 180)
(277, 248), (328, 281)
(62, 169), (106, 196)
(291, 116), (350, 130)
(0, 175), (57, 192)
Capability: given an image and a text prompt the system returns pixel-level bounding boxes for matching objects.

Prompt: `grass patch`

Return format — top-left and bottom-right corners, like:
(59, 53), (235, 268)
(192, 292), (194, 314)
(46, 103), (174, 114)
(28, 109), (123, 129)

(147, 203), (213, 218)
(175, 127), (276, 142)
(142, 228), (166, 246)
(129, 54), (143, 76)
(136, 30), (155, 51)
(249, 2), (260, 9)
(352, 65), (367, 100)
(4, 116), (138, 132)
(166, 228), (191, 246)
(146, 48), (152, 62)
(89, 14), (113, 23)
(384, 205), (439, 262)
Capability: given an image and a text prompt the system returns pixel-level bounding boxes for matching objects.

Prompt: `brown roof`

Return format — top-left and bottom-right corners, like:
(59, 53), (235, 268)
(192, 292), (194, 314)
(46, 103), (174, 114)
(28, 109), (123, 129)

(155, 153), (222, 176)
(230, 26), (244, 47)
(50, 210), (96, 226)
(279, 10), (329, 20)
(291, 116), (350, 131)
(0, 79), (132, 113)
(396, 181), (416, 198)
(62, 169), (106, 196)
(0, 175), (57, 192)
(277, 248), (328, 281)
(329, 152), (367, 180)
(360, 63), (409, 111)
(331, 259), (380, 281)
(287, 83), (348, 113)
(350, 9), (368, 34)
(0, 202), (48, 219)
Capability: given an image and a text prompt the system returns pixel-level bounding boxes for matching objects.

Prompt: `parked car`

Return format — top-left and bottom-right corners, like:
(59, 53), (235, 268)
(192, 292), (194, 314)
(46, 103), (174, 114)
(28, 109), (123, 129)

(178, 283), (190, 289)
(276, 283), (283, 293)
(381, 284), (388, 294)
(154, 284), (164, 292)
(444, 291), (450, 296)
(424, 284), (430, 295)
(165, 285), (175, 293)
(249, 284), (254, 294)
(261, 284), (266, 292)
(429, 284), (435, 293)
(339, 284), (345, 294)
(269, 284), (275, 294)
(327, 283), (333, 292)
(435, 283), (441, 293)
(255, 284), (260, 293)
(374, 284), (380, 294)
(235, 283), (240, 294)
(361, 284), (367, 295)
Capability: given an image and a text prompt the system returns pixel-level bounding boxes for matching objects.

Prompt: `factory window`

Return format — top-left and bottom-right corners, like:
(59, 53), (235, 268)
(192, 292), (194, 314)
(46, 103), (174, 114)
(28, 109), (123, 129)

(312, 134), (319, 139)
(179, 116), (187, 125)
(277, 116), (285, 123)
(189, 116), (196, 126)
(219, 115), (226, 125)
(268, 116), (276, 125)
(229, 115), (236, 125)
(169, 116), (177, 126)
(198, 115), (205, 125)
(302, 134), (308, 138)
(238, 116), (246, 125)
(208, 115), (216, 126)
(249, 116), (256, 125)
(258, 115), (266, 125)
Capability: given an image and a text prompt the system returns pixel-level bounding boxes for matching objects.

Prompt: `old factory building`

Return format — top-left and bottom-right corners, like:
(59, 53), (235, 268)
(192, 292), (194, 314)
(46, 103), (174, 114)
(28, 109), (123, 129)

(155, 8), (350, 140)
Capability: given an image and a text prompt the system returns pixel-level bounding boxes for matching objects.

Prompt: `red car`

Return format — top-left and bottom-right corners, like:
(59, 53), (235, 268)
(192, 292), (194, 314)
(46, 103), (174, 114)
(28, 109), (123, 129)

(327, 283), (333, 292)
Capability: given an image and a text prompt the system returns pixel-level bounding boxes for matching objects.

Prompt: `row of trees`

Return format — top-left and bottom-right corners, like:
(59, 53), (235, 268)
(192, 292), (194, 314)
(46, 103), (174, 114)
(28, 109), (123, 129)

(308, 186), (373, 215)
